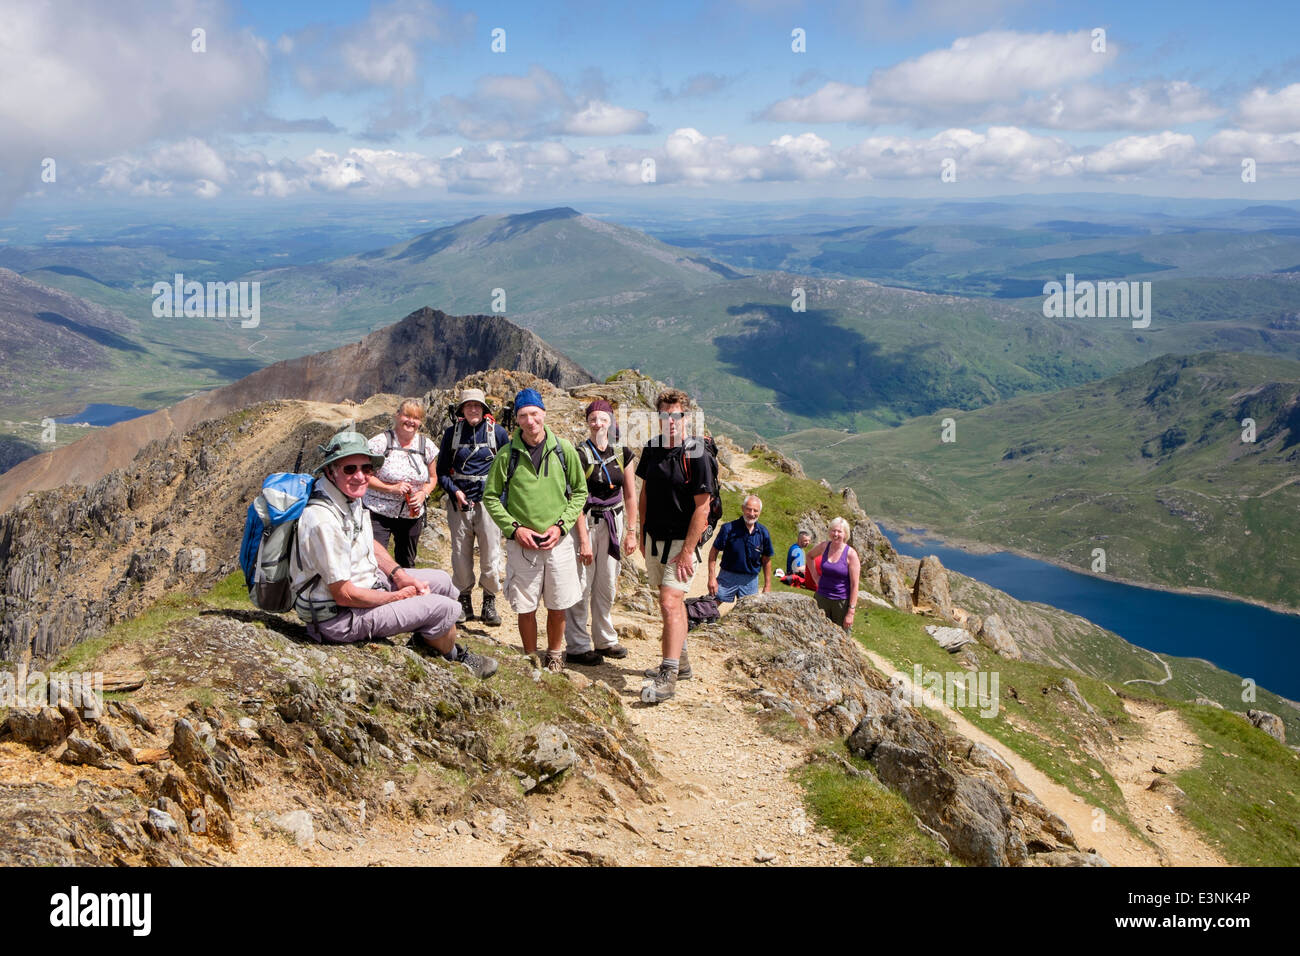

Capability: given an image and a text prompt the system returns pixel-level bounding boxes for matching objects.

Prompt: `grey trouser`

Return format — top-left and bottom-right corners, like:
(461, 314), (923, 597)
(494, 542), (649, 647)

(447, 498), (502, 595)
(306, 569), (460, 644)
(565, 508), (623, 653)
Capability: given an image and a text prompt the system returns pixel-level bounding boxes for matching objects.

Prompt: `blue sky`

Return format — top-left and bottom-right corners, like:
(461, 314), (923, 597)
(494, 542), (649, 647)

(3, 0), (1299, 208)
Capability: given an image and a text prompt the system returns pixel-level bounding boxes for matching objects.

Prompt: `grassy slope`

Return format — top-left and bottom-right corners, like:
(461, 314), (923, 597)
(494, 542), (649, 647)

(779, 352), (1300, 610)
(730, 468), (1300, 865)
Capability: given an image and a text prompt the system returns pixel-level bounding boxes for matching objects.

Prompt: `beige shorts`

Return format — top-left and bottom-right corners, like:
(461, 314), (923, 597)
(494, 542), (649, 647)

(504, 532), (582, 613)
(643, 535), (700, 593)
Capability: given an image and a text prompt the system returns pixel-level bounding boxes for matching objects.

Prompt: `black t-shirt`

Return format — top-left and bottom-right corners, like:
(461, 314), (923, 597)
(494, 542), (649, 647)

(636, 438), (716, 540)
(579, 440), (635, 500)
(522, 435), (546, 473)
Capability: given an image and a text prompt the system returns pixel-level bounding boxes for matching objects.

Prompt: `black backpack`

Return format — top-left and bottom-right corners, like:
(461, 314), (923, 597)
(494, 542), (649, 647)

(684, 594), (720, 631)
(683, 435), (723, 546)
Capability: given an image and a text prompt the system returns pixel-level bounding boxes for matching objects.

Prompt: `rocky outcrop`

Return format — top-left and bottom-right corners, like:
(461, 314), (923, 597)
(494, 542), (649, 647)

(947, 570), (1147, 678)
(912, 555), (954, 619)
(878, 563), (914, 612)
(1246, 710), (1286, 745)
(0, 606), (656, 866)
(721, 594), (1083, 867)
(976, 613), (1022, 660)
(750, 443), (805, 479)
(0, 396), (391, 665)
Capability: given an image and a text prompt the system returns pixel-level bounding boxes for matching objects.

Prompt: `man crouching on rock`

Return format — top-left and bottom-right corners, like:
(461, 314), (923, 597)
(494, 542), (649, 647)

(289, 430), (498, 678)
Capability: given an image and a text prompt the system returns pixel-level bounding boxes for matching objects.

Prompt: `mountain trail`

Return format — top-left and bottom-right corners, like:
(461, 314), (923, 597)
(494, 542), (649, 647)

(857, 643), (1225, 866)
(1106, 697), (1229, 866)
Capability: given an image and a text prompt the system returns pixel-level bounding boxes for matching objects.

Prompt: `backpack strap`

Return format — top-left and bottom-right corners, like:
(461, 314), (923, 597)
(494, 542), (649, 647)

(584, 439), (615, 489)
(292, 487), (340, 625)
(385, 429), (427, 474)
(500, 446), (522, 512)
(451, 420), (494, 482)
(500, 438), (572, 513)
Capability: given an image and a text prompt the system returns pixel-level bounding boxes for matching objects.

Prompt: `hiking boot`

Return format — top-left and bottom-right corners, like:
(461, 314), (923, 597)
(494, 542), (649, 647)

(457, 592), (474, 623)
(566, 649), (603, 666)
(544, 650), (565, 674)
(597, 644), (629, 660)
(447, 643), (498, 679)
(479, 593), (501, 627)
(643, 651), (691, 680)
(640, 662), (678, 704)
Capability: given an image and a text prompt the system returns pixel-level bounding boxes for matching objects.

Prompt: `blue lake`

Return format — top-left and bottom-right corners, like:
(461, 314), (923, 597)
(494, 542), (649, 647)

(54, 404), (152, 427)
(881, 525), (1300, 701)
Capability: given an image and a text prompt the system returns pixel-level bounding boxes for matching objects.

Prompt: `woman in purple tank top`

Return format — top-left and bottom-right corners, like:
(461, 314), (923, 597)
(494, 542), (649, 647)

(808, 517), (861, 630)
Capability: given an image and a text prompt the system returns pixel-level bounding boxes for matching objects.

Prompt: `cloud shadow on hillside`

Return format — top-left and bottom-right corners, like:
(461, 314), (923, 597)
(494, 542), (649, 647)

(712, 302), (939, 420)
(35, 311), (146, 352)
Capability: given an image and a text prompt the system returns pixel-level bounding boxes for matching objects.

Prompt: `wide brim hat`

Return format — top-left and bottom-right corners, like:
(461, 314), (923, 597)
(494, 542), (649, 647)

(455, 388), (494, 416)
(315, 430), (385, 475)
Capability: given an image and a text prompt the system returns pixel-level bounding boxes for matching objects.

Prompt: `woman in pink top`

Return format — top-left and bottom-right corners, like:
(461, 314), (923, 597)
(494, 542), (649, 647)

(807, 517), (861, 631)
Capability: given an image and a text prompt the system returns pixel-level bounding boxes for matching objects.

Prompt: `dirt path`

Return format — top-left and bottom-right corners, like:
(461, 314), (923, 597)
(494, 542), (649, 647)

(1107, 697), (1229, 866)
(487, 605), (858, 866)
(236, 582), (859, 867)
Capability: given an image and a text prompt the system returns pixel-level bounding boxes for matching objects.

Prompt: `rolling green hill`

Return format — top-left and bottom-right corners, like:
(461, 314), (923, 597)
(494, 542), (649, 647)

(7, 207), (1300, 446)
(779, 352), (1300, 609)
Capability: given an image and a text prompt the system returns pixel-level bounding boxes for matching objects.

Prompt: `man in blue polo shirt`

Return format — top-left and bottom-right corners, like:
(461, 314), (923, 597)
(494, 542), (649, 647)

(707, 494), (774, 602)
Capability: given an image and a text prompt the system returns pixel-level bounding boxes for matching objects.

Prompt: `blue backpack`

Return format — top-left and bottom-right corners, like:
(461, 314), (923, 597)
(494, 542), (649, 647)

(239, 473), (318, 612)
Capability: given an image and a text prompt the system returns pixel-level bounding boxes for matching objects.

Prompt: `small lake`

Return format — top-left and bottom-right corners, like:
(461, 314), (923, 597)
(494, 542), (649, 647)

(882, 525), (1300, 701)
(54, 404), (152, 427)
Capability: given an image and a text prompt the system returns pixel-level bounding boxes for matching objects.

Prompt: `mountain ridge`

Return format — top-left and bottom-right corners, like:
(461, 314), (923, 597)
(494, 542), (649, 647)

(0, 307), (592, 513)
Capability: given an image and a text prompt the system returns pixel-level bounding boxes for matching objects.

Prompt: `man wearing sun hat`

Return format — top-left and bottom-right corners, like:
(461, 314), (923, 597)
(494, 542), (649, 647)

(289, 429), (498, 678)
(437, 387), (511, 626)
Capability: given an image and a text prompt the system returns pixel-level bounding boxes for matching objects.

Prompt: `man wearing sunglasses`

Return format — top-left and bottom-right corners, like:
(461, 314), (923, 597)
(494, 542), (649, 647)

(636, 389), (715, 704)
(289, 430), (498, 678)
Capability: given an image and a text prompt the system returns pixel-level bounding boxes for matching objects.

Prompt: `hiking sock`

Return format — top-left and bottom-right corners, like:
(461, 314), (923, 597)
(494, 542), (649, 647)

(661, 658), (679, 673)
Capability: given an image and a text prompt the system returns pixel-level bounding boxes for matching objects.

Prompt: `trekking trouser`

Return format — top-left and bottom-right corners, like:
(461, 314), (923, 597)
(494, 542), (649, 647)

(814, 592), (851, 629)
(566, 508), (624, 653)
(447, 498), (502, 594)
(305, 569), (460, 645)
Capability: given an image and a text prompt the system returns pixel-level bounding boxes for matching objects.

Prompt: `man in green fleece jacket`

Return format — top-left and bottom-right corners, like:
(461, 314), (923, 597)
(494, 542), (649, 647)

(484, 387), (587, 673)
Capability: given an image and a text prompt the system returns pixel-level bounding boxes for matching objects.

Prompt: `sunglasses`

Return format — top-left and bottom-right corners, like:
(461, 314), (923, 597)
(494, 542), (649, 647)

(658, 412), (685, 421)
(337, 463), (375, 476)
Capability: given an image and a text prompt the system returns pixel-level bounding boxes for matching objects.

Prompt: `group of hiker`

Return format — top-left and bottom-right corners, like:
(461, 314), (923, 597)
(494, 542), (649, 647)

(252, 383), (861, 707)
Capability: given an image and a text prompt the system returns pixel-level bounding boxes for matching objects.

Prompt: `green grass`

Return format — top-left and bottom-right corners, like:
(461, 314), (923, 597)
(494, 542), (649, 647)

(796, 748), (957, 865)
(55, 571), (253, 672)
(1171, 703), (1300, 866)
(850, 601), (1142, 840)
